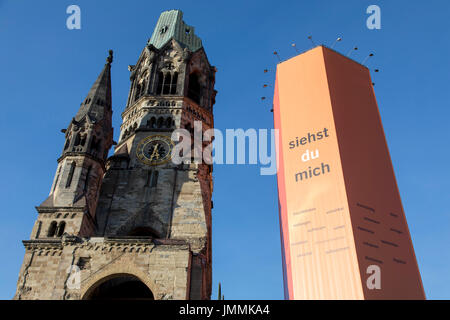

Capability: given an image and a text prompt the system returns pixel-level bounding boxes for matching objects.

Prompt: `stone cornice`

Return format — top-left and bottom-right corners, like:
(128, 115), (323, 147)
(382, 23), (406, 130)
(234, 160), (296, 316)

(22, 236), (191, 252)
(103, 237), (188, 246)
(23, 239), (63, 250)
(35, 206), (86, 214)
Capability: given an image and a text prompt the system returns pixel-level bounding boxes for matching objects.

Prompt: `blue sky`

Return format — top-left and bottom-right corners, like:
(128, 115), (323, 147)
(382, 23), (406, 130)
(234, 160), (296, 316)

(0, 0), (449, 299)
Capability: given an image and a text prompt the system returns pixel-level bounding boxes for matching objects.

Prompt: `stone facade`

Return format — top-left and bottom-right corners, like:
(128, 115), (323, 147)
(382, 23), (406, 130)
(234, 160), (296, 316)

(14, 10), (216, 300)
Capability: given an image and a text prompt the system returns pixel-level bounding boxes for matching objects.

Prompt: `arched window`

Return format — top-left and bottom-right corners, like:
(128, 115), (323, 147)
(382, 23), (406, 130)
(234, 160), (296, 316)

(157, 71), (178, 96)
(148, 117), (156, 128)
(156, 72), (164, 95)
(74, 133), (81, 146)
(140, 72), (149, 96)
(66, 162), (76, 188)
(80, 134), (86, 147)
(170, 72), (178, 94)
(165, 117), (172, 128)
(187, 73), (201, 104)
(134, 83), (142, 100)
(162, 72), (172, 94)
(163, 73), (172, 94)
(47, 221), (57, 237)
(156, 117), (164, 128)
(56, 221), (66, 237)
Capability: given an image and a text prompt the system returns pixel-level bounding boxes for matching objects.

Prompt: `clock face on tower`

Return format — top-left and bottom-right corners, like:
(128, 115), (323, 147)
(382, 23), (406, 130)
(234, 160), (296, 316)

(136, 135), (174, 166)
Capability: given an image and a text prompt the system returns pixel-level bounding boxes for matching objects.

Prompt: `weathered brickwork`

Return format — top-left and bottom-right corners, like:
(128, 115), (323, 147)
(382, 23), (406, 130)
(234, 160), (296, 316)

(15, 10), (216, 300)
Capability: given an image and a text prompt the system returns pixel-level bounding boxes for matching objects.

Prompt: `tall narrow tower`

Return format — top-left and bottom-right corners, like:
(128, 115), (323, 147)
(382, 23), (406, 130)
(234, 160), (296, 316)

(15, 10), (216, 300)
(274, 46), (425, 300)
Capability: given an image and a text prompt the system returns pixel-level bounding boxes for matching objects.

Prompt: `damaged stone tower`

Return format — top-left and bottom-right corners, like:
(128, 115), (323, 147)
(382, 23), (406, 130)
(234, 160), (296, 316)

(14, 10), (217, 300)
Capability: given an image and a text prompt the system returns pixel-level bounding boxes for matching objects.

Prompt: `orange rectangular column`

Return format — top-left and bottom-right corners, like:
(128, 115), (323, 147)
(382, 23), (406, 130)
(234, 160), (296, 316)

(274, 46), (425, 300)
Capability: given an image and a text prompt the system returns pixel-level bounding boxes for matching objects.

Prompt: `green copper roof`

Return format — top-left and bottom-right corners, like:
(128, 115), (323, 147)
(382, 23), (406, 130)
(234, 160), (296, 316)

(148, 10), (202, 52)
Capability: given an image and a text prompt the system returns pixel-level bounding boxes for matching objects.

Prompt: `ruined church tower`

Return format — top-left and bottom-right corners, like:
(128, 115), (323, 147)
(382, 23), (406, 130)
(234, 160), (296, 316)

(14, 10), (216, 300)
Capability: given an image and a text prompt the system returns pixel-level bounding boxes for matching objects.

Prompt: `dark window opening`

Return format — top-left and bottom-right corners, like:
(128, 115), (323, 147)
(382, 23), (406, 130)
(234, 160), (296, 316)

(147, 117), (156, 128)
(80, 135), (86, 147)
(165, 117), (172, 128)
(66, 162), (76, 188)
(74, 133), (81, 146)
(136, 84), (141, 100)
(187, 73), (201, 104)
(160, 25), (168, 34)
(56, 221), (66, 237)
(47, 221), (57, 237)
(157, 72), (178, 95)
(156, 72), (164, 95)
(170, 72), (178, 94)
(77, 257), (91, 270)
(163, 73), (172, 94)
(156, 117), (164, 128)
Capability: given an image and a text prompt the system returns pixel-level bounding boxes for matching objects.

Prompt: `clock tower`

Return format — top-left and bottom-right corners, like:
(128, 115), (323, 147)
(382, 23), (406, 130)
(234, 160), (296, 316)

(14, 9), (217, 300)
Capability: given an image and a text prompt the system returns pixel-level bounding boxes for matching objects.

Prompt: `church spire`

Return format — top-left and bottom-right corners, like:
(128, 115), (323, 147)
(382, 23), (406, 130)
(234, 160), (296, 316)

(61, 50), (114, 160)
(42, 50), (114, 214)
(75, 50), (113, 123)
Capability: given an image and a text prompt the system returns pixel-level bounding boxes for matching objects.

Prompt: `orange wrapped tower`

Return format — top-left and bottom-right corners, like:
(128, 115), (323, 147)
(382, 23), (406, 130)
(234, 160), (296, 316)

(274, 46), (425, 300)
